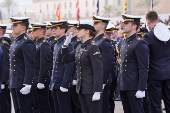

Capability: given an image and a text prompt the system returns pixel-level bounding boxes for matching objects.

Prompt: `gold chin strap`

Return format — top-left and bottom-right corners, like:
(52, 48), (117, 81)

(93, 20), (102, 23)
(52, 23), (63, 26)
(12, 21), (23, 24)
(123, 19), (134, 22)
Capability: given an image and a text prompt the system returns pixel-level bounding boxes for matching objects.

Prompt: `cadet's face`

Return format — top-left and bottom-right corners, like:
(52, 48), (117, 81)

(53, 26), (62, 37)
(32, 29), (41, 39)
(93, 22), (101, 32)
(122, 22), (132, 34)
(104, 33), (111, 39)
(77, 29), (86, 39)
(12, 24), (22, 36)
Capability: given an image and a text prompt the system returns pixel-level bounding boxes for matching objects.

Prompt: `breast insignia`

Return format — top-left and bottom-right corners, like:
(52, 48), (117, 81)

(24, 36), (28, 40)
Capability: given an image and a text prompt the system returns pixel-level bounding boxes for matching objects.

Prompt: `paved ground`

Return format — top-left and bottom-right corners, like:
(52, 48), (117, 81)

(11, 100), (166, 113)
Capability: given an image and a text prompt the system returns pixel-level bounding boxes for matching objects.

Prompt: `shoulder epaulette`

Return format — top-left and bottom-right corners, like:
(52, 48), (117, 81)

(24, 36), (28, 40)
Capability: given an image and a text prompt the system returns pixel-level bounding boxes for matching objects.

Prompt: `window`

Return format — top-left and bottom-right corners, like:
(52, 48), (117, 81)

(118, 0), (121, 5)
(86, 0), (88, 7)
(65, 2), (66, 8)
(70, 2), (72, 8)
(47, 4), (48, 10)
(93, 0), (95, 7)
(54, 4), (56, 9)
(105, 0), (108, 6)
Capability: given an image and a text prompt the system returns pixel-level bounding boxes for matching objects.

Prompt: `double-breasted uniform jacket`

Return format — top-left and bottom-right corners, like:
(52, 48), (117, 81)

(50, 35), (74, 90)
(143, 29), (170, 81)
(71, 36), (82, 80)
(0, 47), (4, 93)
(93, 33), (112, 84)
(110, 39), (117, 81)
(119, 33), (149, 91)
(9, 33), (36, 89)
(35, 37), (52, 85)
(0, 38), (10, 85)
(62, 39), (103, 94)
(47, 36), (57, 76)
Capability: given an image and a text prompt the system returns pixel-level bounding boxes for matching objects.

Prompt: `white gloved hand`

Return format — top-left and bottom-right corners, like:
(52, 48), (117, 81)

(37, 83), (45, 89)
(135, 90), (145, 98)
(92, 92), (101, 101)
(63, 32), (73, 48)
(20, 85), (31, 95)
(103, 84), (106, 90)
(1, 84), (5, 89)
(73, 80), (77, 85)
(60, 86), (68, 92)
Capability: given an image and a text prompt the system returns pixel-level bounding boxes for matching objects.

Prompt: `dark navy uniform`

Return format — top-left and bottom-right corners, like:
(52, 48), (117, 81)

(119, 33), (149, 113)
(47, 35), (57, 113)
(62, 38), (103, 113)
(70, 36), (82, 113)
(93, 33), (112, 113)
(0, 37), (11, 113)
(143, 26), (170, 113)
(34, 37), (51, 113)
(50, 35), (74, 113)
(9, 33), (36, 113)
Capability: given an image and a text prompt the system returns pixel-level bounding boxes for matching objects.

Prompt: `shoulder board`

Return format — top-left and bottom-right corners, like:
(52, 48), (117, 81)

(136, 37), (142, 41)
(24, 36), (28, 40)
(43, 40), (46, 42)
(103, 36), (106, 39)
(54, 38), (57, 40)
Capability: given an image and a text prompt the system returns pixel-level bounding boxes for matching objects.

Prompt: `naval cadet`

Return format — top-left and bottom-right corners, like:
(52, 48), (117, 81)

(105, 23), (117, 113)
(9, 17), (36, 113)
(62, 20), (103, 113)
(0, 24), (11, 113)
(143, 11), (170, 113)
(119, 14), (149, 113)
(93, 15), (112, 113)
(44, 22), (57, 113)
(31, 23), (52, 113)
(67, 21), (82, 113)
(50, 20), (74, 113)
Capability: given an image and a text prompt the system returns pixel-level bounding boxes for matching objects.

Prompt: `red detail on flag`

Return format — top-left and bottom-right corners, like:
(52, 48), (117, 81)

(76, 0), (80, 21)
(56, 5), (61, 20)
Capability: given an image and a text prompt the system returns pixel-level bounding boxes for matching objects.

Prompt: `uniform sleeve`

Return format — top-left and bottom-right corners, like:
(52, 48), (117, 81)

(0, 48), (4, 82)
(38, 42), (52, 83)
(22, 41), (36, 85)
(62, 44), (76, 63)
(61, 43), (75, 88)
(100, 41), (112, 84)
(1, 44), (10, 83)
(89, 45), (103, 92)
(135, 41), (149, 91)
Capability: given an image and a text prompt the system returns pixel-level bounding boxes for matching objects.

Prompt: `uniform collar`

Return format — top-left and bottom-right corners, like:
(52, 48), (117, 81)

(48, 36), (55, 41)
(57, 35), (66, 44)
(126, 33), (137, 42)
(81, 39), (92, 48)
(71, 36), (78, 41)
(93, 33), (104, 41)
(15, 33), (26, 41)
(36, 37), (45, 43)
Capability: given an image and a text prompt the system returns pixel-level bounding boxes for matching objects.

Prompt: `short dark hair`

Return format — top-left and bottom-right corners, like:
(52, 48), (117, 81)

(131, 21), (140, 31)
(20, 22), (29, 31)
(59, 24), (68, 33)
(146, 11), (158, 23)
(40, 28), (46, 36)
